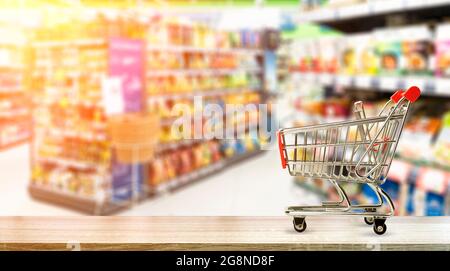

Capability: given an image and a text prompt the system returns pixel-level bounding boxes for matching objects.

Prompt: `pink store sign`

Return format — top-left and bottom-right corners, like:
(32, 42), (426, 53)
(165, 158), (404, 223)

(108, 38), (145, 113)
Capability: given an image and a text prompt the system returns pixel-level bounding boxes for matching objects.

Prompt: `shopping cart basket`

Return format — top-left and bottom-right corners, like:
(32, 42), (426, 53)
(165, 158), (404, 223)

(277, 86), (421, 235)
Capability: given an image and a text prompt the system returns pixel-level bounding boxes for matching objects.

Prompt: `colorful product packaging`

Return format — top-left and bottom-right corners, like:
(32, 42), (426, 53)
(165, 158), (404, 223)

(318, 36), (339, 73)
(400, 25), (433, 76)
(111, 157), (145, 202)
(412, 167), (449, 216)
(338, 35), (358, 75)
(374, 28), (402, 76)
(351, 33), (378, 75)
(433, 111), (450, 166)
(435, 23), (450, 77)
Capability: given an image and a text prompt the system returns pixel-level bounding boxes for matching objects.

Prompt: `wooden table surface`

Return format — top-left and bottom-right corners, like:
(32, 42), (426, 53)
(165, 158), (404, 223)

(1, 216), (449, 250)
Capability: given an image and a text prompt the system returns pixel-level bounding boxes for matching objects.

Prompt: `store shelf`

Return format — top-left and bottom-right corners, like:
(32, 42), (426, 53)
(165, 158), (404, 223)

(1, 216), (449, 250)
(28, 14), (267, 215)
(36, 157), (107, 171)
(156, 139), (208, 153)
(154, 149), (264, 194)
(146, 67), (261, 77)
(298, 0), (450, 23)
(396, 154), (450, 173)
(147, 44), (263, 55)
(0, 137), (29, 151)
(32, 38), (107, 48)
(28, 184), (138, 215)
(30, 149), (264, 215)
(147, 87), (261, 101)
(0, 88), (23, 94)
(291, 72), (450, 97)
(46, 128), (107, 142)
(0, 108), (29, 118)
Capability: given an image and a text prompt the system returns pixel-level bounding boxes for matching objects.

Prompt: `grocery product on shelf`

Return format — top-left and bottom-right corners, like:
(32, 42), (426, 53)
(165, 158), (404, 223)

(434, 111), (450, 166)
(317, 36), (339, 73)
(374, 28), (403, 76)
(436, 23), (450, 78)
(287, 25), (438, 79)
(406, 167), (450, 216)
(400, 25), (433, 76)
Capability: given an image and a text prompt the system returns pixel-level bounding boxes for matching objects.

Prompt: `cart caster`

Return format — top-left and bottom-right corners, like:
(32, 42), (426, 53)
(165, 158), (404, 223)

(293, 217), (307, 233)
(364, 217), (374, 225)
(373, 219), (387, 235)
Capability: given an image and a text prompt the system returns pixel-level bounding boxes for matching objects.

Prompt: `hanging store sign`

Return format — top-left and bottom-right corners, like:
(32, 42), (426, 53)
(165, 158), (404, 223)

(107, 37), (145, 114)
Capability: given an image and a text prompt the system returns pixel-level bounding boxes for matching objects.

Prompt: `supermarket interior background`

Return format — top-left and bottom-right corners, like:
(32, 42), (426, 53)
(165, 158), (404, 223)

(0, 0), (449, 217)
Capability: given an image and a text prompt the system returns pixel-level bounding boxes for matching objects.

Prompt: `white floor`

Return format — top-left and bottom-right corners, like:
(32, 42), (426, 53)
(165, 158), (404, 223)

(0, 144), (320, 216)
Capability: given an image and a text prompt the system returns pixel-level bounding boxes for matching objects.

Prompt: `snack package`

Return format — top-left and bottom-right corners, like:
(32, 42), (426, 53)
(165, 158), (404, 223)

(401, 25), (433, 75)
(375, 28), (402, 76)
(208, 140), (222, 162)
(436, 23), (450, 77)
(179, 148), (193, 174)
(148, 157), (167, 187)
(357, 33), (378, 75)
(318, 36), (339, 73)
(338, 35), (358, 75)
(411, 168), (449, 216)
(433, 111), (450, 166)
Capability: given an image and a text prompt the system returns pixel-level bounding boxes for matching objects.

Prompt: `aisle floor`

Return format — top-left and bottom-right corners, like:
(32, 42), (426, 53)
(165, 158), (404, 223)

(0, 144), (320, 216)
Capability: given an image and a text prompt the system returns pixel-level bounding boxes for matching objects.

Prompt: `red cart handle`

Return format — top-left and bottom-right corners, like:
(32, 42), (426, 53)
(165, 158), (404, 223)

(277, 131), (287, 169)
(404, 86), (421, 103)
(391, 86), (421, 104)
(390, 90), (404, 103)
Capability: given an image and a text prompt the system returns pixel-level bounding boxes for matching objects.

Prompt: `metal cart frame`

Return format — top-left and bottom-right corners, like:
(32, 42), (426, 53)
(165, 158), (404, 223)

(277, 86), (421, 235)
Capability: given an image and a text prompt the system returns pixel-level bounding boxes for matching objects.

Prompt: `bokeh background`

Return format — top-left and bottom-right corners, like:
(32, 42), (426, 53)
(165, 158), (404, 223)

(0, 0), (449, 216)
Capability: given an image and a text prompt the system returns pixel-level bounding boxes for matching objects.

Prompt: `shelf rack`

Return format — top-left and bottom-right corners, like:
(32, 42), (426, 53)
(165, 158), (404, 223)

(28, 14), (271, 214)
(29, 149), (264, 215)
(290, 72), (450, 97)
(298, 0), (450, 23)
(0, 34), (31, 151)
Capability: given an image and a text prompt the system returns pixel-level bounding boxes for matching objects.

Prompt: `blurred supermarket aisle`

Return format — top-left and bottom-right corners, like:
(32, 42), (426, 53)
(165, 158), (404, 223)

(0, 143), (320, 216)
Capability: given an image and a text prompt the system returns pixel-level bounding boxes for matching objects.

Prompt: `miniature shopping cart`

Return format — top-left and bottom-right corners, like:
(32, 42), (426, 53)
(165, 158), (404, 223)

(277, 86), (421, 235)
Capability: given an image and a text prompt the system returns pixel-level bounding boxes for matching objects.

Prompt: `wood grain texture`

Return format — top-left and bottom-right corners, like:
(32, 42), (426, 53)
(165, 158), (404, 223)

(0, 216), (449, 251)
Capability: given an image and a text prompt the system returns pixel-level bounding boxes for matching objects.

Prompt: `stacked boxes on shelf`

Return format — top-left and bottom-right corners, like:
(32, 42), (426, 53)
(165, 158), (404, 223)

(29, 11), (268, 213)
(287, 23), (450, 93)
(0, 24), (31, 150)
(144, 16), (265, 194)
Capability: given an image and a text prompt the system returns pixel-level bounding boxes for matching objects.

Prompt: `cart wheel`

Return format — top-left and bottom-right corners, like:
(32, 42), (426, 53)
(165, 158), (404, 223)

(373, 219), (387, 235)
(293, 217), (307, 233)
(364, 217), (374, 225)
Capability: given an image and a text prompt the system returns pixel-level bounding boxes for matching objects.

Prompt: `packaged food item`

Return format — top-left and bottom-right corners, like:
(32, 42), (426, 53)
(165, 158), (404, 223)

(221, 140), (236, 158)
(318, 36), (339, 73)
(400, 25), (433, 75)
(208, 140), (222, 162)
(375, 28), (402, 76)
(435, 23), (450, 77)
(179, 148), (193, 174)
(433, 111), (450, 166)
(411, 167), (449, 216)
(148, 157), (167, 186)
(338, 35), (359, 75)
